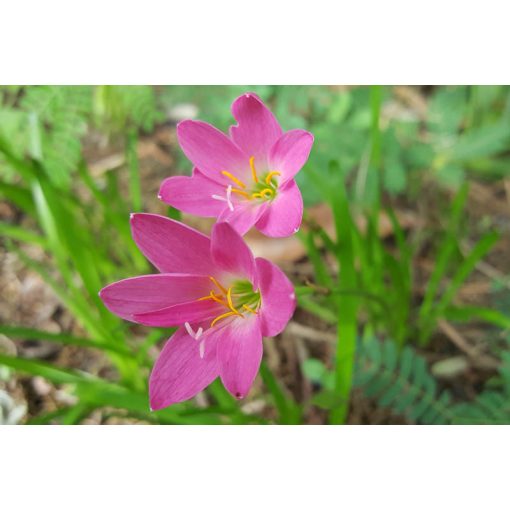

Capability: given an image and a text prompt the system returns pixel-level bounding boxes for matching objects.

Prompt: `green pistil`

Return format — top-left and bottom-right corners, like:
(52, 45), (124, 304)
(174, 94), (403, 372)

(250, 173), (279, 201)
(231, 280), (262, 311)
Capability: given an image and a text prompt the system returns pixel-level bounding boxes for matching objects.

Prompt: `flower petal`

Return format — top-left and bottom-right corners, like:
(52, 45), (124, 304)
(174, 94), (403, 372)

(268, 129), (314, 182)
(229, 93), (282, 161)
(255, 257), (296, 337)
(99, 274), (212, 322)
(177, 120), (246, 182)
(217, 200), (269, 236)
(216, 316), (263, 399)
(255, 180), (303, 237)
(149, 327), (219, 410)
(211, 222), (256, 284)
(134, 299), (224, 328)
(130, 213), (215, 275)
(158, 168), (227, 217)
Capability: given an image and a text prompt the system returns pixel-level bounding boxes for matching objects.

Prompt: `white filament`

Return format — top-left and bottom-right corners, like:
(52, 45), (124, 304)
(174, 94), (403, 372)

(184, 322), (195, 338)
(185, 322), (205, 357)
(226, 185), (234, 211)
(211, 185), (234, 211)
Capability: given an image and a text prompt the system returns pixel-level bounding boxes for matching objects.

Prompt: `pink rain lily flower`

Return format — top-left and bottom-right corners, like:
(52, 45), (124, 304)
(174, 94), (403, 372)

(99, 213), (296, 410)
(159, 93), (314, 237)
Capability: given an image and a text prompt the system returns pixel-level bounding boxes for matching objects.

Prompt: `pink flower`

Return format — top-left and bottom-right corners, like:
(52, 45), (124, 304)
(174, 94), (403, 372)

(99, 213), (296, 410)
(159, 93), (314, 237)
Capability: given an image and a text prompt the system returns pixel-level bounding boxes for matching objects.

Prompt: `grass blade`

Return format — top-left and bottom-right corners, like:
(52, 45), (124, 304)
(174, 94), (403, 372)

(330, 164), (359, 424)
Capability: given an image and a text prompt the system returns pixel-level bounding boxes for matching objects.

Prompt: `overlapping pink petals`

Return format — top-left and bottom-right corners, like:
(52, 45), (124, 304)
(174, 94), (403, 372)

(159, 93), (314, 237)
(99, 213), (296, 410)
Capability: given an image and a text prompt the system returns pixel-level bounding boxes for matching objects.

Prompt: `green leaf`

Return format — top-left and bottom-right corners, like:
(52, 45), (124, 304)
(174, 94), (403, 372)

(302, 358), (328, 383)
(447, 122), (510, 162)
(428, 86), (467, 136)
(0, 353), (94, 385)
(0, 221), (49, 248)
(330, 163), (359, 424)
(0, 325), (132, 357)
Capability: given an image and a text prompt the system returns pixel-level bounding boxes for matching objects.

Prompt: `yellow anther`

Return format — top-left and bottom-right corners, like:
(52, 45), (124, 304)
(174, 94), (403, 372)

(211, 311), (238, 327)
(249, 156), (259, 183)
(197, 276), (260, 328)
(260, 188), (274, 198)
(231, 188), (251, 199)
(209, 276), (228, 295)
(265, 171), (281, 185)
(221, 171), (246, 189)
(242, 304), (258, 314)
(251, 192), (262, 199)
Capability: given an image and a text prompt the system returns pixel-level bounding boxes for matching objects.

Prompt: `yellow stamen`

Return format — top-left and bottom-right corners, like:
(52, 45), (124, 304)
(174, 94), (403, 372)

(211, 311), (238, 327)
(231, 188), (251, 199)
(226, 287), (236, 312)
(196, 277), (260, 328)
(242, 304), (258, 314)
(209, 276), (228, 295)
(212, 292), (228, 305)
(260, 188), (274, 198)
(198, 291), (215, 301)
(251, 192), (262, 199)
(221, 171), (246, 189)
(265, 171), (281, 185)
(198, 291), (228, 305)
(249, 156), (259, 183)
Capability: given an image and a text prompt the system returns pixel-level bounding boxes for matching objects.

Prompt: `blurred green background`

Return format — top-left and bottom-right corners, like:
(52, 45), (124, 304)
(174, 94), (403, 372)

(1, 85), (510, 424)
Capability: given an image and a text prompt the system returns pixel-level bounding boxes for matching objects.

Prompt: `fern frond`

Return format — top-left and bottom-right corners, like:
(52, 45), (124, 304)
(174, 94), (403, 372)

(93, 86), (162, 134)
(451, 392), (510, 424)
(450, 347), (510, 424)
(20, 86), (92, 188)
(355, 338), (455, 424)
(0, 107), (30, 178)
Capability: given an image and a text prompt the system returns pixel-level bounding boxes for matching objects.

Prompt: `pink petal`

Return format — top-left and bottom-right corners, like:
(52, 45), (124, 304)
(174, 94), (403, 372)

(229, 93), (282, 161)
(177, 120), (246, 182)
(211, 222), (256, 284)
(217, 200), (269, 236)
(149, 327), (219, 410)
(216, 316), (263, 399)
(130, 213), (215, 275)
(255, 179), (303, 238)
(268, 129), (314, 182)
(158, 168), (227, 217)
(134, 299), (223, 328)
(255, 257), (296, 337)
(99, 274), (212, 322)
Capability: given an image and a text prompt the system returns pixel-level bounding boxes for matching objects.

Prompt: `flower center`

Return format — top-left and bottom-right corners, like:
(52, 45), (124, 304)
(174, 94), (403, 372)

(211, 156), (281, 210)
(198, 276), (261, 328)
